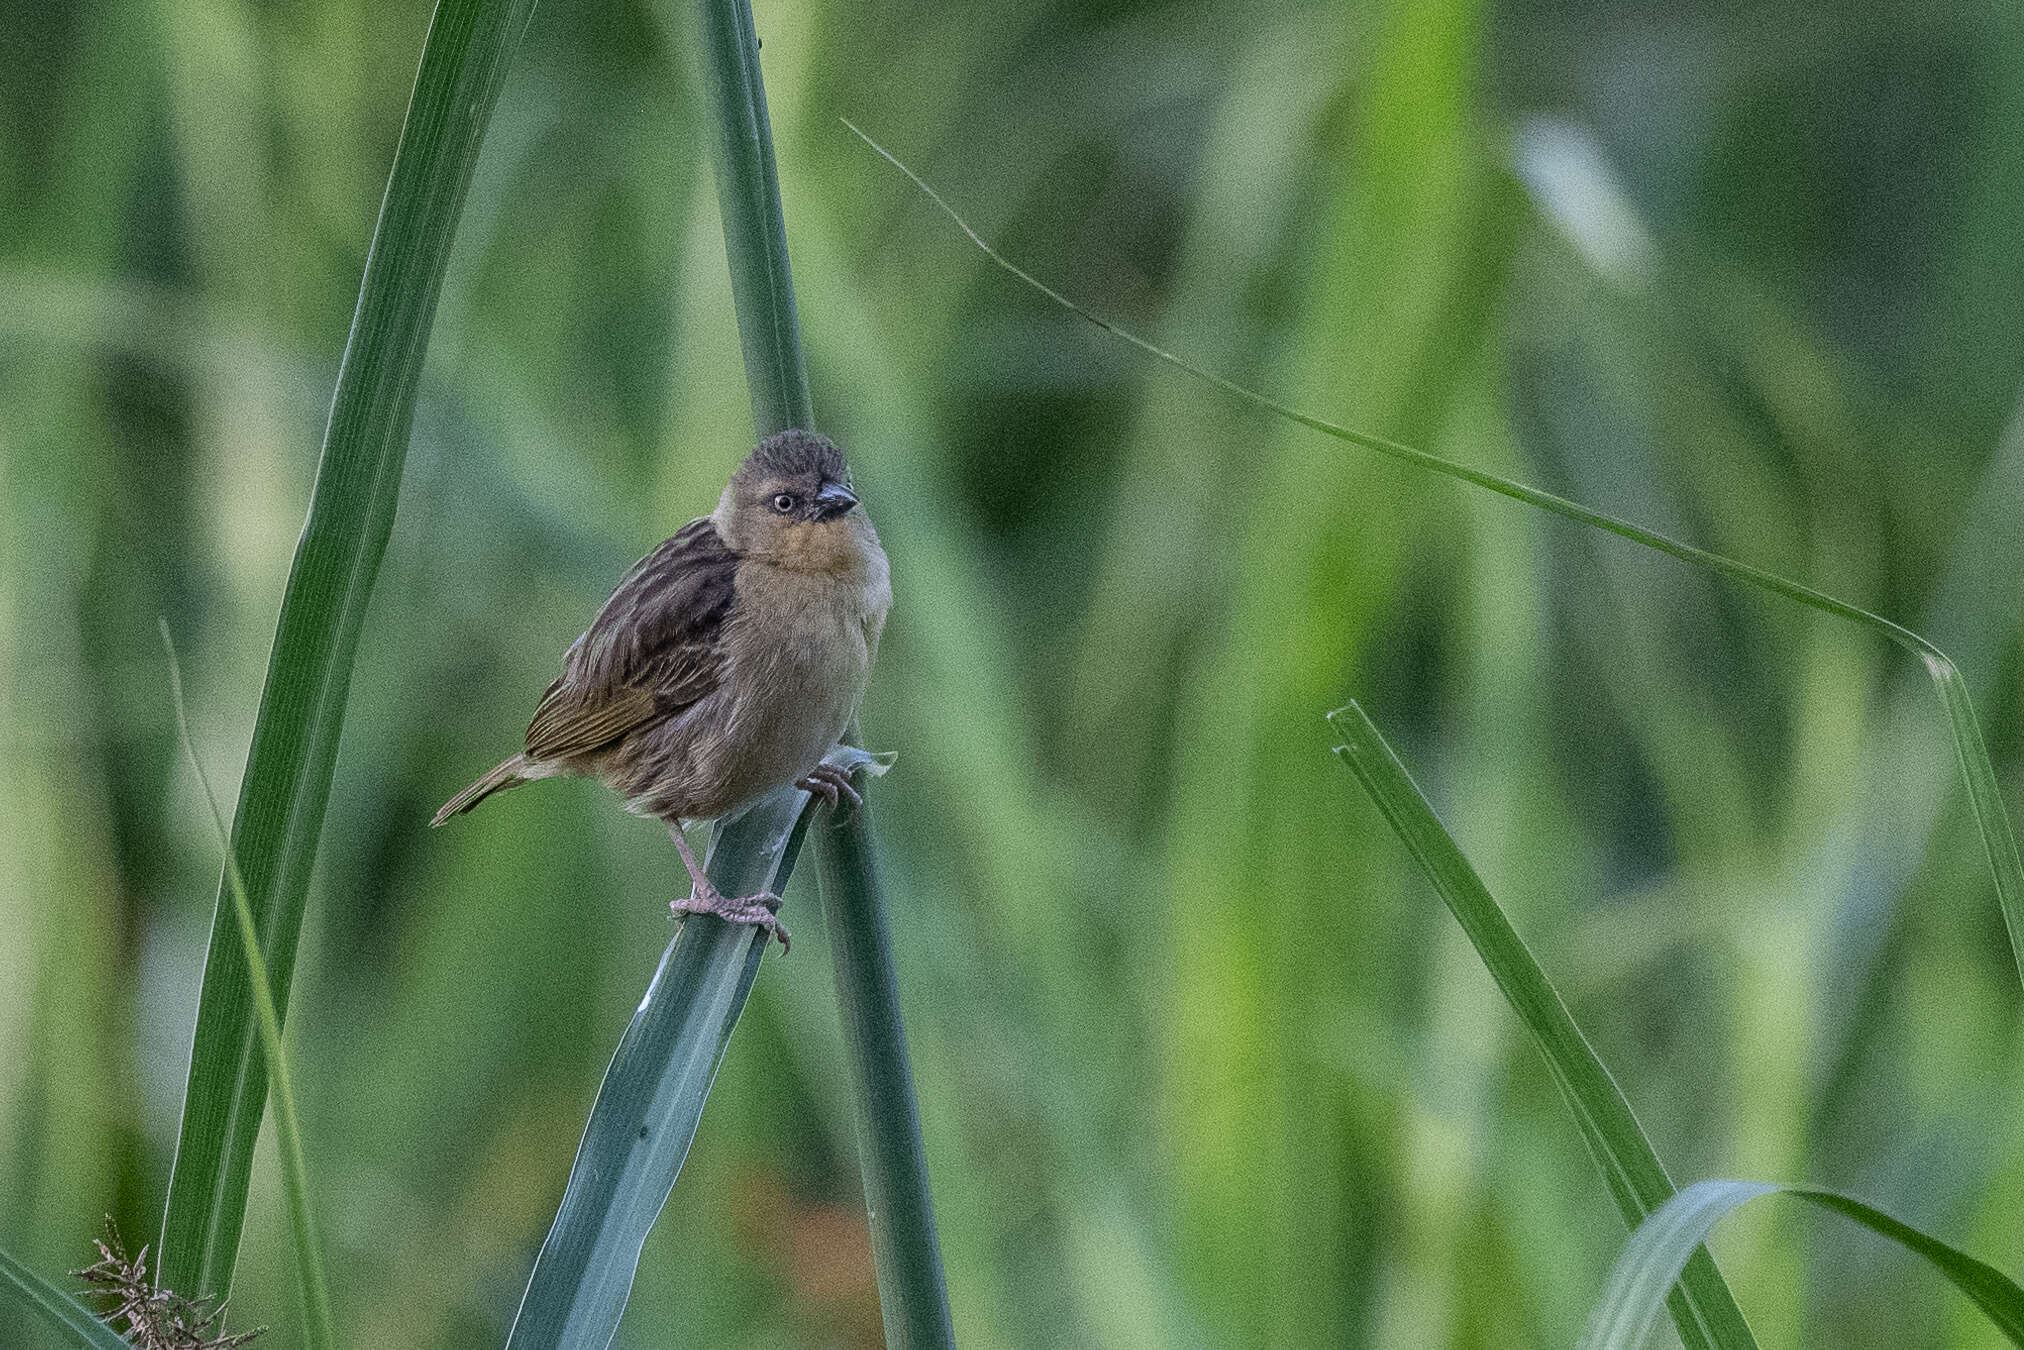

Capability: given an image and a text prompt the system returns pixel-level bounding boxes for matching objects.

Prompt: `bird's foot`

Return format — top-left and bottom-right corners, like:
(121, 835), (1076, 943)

(671, 887), (790, 953)
(795, 763), (864, 816)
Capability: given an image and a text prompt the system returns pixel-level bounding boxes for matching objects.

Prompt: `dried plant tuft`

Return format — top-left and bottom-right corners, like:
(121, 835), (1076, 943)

(73, 1220), (263, 1350)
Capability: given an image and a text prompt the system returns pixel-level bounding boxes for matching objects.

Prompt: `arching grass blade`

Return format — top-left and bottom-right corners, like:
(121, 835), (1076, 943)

(1328, 702), (1756, 1349)
(1582, 1181), (2024, 1350)
(685, 0), (812, 434)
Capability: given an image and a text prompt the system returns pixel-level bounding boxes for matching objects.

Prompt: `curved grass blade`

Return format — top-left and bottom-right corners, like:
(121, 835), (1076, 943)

(0, 1247), (133, 1350)
(1327, 702), (1756, 1350)
(503, 786), (812, 1350)
(157, 0), (540, 1299)
(1582, 1180), (2024, 1350)
(811, 786), (957, 1350)
(162, 624), (335, 1350)
(851, 123), (2024, 993)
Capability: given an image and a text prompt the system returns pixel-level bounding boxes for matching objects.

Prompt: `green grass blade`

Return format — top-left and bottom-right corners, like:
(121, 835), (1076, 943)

(0, 1248), (133, 1350)
(1582, 1181), (2024, 1350)
(503, 788), (810, 1350)
(854, 125), (2024, 994)
(156, 0), (539, 1299)
(673, 6), (955, 1346)
(162, 623), (335, 1350)
(1327, 702), (1757, 1350)
(812, 792), (958, 1350)
(684, 0), (813, 436)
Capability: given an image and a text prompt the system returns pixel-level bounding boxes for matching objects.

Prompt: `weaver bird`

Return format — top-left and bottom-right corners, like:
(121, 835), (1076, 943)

(432, 429), (890, 951)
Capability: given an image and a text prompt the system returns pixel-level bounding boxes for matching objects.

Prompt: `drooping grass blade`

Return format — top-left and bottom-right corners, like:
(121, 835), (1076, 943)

(1328, 702), (1756, 1350)
(854, 122), (2024, 995)
(157, 0), (539, 1300)
(1582, 1181), (2024, 1350)
(162, 624), (335, 1350)
(503, 787), (811, 1350)
(0, 1247), (132, 1350)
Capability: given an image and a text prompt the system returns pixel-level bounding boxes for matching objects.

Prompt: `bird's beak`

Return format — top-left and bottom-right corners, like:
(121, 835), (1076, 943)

(812, 482), (859, 521)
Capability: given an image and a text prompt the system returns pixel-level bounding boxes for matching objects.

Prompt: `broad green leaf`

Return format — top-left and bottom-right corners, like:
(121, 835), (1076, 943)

(503, 786), (809, 1350)
(856, 124), (2024, 994)
(0, 1247), (132, 1350)
(1582, 1180), (2024, 1350)
(158, 0), (540, 1299)
(502, 742), (891, 1349)
(1328, 702), (1756, 1350)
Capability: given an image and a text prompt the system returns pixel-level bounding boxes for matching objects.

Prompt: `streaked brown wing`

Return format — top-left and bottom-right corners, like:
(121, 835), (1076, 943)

(524, 517), (738, 762)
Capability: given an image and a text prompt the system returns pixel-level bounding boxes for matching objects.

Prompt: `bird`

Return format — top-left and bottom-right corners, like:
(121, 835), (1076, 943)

(431, 428), (890, 952)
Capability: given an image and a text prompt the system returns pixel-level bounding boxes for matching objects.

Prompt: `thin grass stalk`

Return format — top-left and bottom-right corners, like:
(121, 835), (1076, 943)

(688, 0), (813, 435)
(163, 625), (336, 1350)
(684, 5), (955, 1345)
(157, 0), (539, 1298)
(509, 5), (949, 1339)
(1329, 703), (1755, 1350)
(812, 800), (958, 1348)
(850, 124), (2024, 996)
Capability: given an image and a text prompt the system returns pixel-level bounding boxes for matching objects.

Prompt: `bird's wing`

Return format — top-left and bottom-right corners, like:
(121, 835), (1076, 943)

(523, 517), (738, 762)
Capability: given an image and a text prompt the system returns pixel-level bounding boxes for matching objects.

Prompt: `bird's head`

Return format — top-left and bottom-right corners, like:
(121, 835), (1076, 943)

(715, 429), (868, 569)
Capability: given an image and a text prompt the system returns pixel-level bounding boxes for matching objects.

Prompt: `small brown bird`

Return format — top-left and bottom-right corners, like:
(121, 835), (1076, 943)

(432, 429), (890, 951)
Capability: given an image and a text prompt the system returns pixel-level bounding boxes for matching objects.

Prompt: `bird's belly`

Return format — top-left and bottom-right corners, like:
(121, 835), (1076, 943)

(605, 562), (880, 823)
(704, 613), (868, 815)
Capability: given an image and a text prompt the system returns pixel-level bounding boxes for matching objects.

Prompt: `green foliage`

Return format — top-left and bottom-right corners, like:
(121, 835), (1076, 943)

(7, 0), (2024, 1344)
(683, 0), (813, 436)
(1581, 1181), (2024, 1350)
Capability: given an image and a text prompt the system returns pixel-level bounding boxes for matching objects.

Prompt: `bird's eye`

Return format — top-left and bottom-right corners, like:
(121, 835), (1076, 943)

(771, 493), (797, 514)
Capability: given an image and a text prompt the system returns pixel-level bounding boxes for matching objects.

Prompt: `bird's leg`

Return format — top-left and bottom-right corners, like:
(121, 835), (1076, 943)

(794, 762), (863, 816)
(666, 821), (790, 952)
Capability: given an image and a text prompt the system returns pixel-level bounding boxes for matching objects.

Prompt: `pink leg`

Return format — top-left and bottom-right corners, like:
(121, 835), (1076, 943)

(795, 762), (864, 816)
(666, 823), (790, 952)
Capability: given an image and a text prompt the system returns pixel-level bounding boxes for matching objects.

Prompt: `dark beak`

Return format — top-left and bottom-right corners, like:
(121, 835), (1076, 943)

(811, 482), (859, 521)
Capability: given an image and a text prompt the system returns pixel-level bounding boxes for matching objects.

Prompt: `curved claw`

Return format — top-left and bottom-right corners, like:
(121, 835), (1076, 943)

(795, 763), (864, 817)
(671, 888), (790, 953)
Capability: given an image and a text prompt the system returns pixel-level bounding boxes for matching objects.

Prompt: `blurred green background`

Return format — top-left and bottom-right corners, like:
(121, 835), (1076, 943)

(5, 0), (2024, 1344)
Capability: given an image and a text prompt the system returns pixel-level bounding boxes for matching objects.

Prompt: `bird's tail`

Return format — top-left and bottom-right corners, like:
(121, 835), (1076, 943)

(431, 755), (532, 826)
